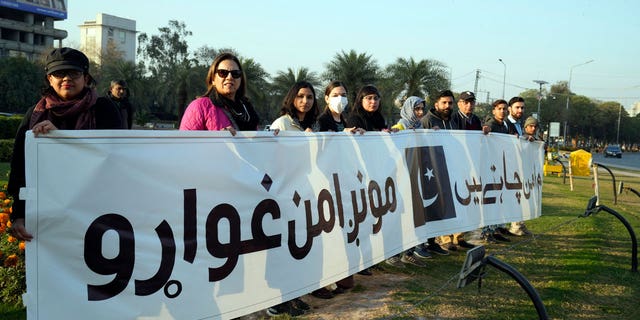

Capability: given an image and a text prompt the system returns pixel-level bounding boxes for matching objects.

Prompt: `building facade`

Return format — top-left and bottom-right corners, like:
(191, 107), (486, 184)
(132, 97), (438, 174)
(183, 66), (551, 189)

(79, 13), (136, 64)
(0, 0), (67, 60)
(631, 102), (640, 118)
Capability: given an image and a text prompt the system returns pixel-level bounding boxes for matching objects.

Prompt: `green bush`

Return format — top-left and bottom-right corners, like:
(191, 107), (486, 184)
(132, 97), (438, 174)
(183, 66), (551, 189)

(0, 117), (22, 140)
(0, 141), (13, 163)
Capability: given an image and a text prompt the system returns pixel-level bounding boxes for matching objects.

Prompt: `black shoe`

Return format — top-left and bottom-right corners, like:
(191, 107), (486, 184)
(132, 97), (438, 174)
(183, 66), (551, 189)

(358, 268), (373, 276)
(311, 288), (334, 299)
(413, 245), (433, 259)
(267, 301), (304, 317)
(496, 227), (515, 236)
(493, 233), (511, 242)
(457, 240), (476, 249)
(483, 234), (497, 244)
(332, 286), (346, 295)
(426, 244), (450, 255)
(292, 298), (310, 311)
(443, 242), (458, 251)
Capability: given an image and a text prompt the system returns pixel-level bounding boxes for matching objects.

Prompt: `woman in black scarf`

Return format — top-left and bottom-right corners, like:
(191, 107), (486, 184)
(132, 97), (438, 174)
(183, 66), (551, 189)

(8, 47), (123, 241)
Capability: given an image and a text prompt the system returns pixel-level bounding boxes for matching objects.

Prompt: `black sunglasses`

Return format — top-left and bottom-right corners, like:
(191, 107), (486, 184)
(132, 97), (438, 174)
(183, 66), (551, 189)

(216, 69), (242, 79)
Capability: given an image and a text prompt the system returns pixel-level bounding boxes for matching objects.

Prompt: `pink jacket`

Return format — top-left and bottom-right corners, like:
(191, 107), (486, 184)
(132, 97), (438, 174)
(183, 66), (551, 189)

(179, 97), (232, 130)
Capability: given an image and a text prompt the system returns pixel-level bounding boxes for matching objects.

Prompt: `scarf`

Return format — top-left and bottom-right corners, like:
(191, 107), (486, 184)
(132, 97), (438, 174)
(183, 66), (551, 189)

(30, 88), (98, 129)
(212, 94), (259, 131)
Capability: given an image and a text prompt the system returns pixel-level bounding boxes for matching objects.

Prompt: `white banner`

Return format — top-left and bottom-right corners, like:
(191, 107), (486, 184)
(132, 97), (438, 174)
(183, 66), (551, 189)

(23, 129), (544, 319)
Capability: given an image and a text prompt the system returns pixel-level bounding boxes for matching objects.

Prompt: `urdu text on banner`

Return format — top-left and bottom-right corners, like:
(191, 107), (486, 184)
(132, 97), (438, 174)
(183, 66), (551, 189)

(22, 129), (544, 319)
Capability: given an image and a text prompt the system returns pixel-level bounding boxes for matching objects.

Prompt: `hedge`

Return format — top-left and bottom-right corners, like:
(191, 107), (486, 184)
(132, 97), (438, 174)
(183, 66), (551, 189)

(0, 140), (12, 162)
(0, 116), (22, 140)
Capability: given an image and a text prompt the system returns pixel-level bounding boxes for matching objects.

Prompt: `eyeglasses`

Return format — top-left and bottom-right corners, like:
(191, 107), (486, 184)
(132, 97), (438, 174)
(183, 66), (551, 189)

(49, 70), (84, 79)
(216, 69), (242, 79)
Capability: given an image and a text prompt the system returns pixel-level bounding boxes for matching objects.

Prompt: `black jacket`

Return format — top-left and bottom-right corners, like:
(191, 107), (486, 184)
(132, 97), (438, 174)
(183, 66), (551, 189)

(317, 110), (346, 132)
(421, 108), (455, 130)
(8, 97), (123, 221)
(450, 110), (483, 131)
(486, 117), (514, 134)
(106, 91), (134, 129)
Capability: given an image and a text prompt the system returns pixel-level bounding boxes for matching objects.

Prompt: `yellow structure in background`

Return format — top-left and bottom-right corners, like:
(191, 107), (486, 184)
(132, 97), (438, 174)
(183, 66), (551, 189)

(570, 149), (592, 176)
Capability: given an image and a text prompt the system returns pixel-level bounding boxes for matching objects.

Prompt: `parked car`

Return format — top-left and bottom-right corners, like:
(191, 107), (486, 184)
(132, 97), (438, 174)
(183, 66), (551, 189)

(604, 145), (622, 158)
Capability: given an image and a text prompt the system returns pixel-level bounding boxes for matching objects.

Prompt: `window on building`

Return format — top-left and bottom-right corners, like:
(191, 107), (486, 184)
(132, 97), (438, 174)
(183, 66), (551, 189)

(108, 28), (114, 37)
(118, 31), (126, 44)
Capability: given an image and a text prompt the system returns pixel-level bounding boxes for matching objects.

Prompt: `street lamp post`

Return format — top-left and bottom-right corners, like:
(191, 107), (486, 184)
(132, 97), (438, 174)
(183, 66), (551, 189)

(533, 80), (548, 120)
(616, 104), (622, 145)
(563, 59), (594, 146)
(498, 58), (506, 99)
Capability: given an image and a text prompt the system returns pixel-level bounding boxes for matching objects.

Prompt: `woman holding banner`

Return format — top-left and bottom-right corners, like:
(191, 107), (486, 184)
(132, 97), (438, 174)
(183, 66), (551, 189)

(7, 47), (123, 241)
(270, 81), (318, 132)
(179, 52), (259, 134)
(265, 81), (320, 316)
(346, 85), (394, 132)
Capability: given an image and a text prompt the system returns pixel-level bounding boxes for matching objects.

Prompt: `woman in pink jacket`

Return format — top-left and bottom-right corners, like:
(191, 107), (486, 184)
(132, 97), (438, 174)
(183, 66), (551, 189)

(179, 52), (259, 134)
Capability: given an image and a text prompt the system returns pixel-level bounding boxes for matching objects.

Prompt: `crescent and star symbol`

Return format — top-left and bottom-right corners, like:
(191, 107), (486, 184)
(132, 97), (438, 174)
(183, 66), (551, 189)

(421, 167), (438, 207)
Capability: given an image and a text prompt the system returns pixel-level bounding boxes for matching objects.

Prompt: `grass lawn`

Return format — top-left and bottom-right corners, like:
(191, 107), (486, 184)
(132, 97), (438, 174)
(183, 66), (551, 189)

(379, 171), (640, 320)
(0, 164), (639, 319)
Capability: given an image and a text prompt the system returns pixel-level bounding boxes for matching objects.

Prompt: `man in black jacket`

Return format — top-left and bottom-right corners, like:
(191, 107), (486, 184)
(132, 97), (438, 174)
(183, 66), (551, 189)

(106, 79), (134, 129)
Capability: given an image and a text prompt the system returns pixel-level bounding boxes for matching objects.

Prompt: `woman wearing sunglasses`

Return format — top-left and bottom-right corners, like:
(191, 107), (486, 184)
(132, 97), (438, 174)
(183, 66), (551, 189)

(180, 52), (259, 134)
(7, 47), (123, 242)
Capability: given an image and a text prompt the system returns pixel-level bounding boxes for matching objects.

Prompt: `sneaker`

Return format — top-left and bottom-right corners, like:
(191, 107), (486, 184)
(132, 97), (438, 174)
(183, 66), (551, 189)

(413, 245), (433, 259)
(358, 268), (373, 276)
(483, 234), (497, 244)
(267, 301), (304, 317)
(311, 288), (334, 299)
(457, 240), (476, 249)
(519, 224), (533, 235)
(443, 242), (458, 251)
(332, 286), (346, 295)
(292, 298), (310, 311)
(493, 233), (511, 242)
(509, 228), (527, 236)
(401, 253), (427, 267)
(385, 255), (405, 268)
(426, 243), (450, 256)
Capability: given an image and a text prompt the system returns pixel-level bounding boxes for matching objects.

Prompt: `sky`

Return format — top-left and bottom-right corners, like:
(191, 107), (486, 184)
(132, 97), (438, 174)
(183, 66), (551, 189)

(56, 0), (640, 114)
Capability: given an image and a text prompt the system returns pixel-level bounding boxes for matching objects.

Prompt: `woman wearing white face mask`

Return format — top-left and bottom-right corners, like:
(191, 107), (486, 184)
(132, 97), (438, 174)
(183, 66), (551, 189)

(317, 80), (365, 134)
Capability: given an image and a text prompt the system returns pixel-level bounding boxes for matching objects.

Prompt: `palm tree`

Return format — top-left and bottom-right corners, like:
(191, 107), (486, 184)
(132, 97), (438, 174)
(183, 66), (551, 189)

(240, 57), (272, 124)
(270, 67), (321, 113)
(384, 57), (450, 106)
(323, 50), (380, 104)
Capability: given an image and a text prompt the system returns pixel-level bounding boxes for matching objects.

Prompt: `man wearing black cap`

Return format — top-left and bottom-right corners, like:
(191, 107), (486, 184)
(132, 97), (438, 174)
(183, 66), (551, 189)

(451, 91), (488, 133)
(435, 91), (488, 251)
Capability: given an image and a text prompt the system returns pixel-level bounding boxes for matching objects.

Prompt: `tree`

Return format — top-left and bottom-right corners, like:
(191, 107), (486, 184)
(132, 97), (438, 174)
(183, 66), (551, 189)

(137, 20), (200, 120)
(270, 67), (321, 117)
(384, 57), (449, 106)
(323, 50), (380, 105)
(0, 57), (43, 113)
(239, 57), (271, 125)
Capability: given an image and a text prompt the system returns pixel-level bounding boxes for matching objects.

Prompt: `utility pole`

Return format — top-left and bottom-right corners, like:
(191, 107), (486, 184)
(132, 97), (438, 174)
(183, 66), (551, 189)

(533, 80), (548, 121)
(564, 59), (594, 146)
(474, 69), (480, 94)
(616, 104), (622, 145)
(498, 59), (506, 99)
